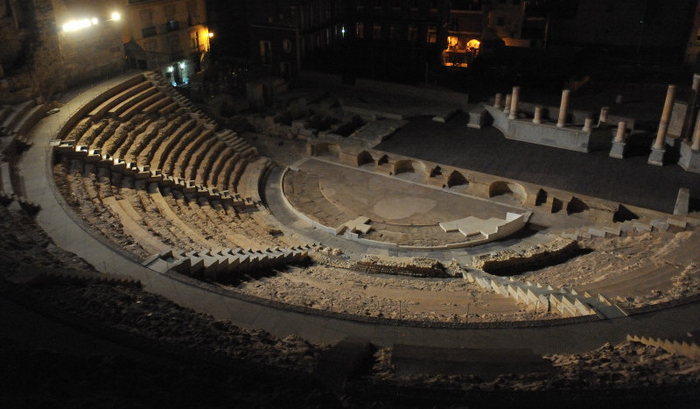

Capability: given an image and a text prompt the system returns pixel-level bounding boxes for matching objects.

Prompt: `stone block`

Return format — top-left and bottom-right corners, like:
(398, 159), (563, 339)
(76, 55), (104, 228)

(609, 141), (627, 159)
(588, 227), (606, 238)
(632, 221), (652, 232)
(602, 226), (622, 237)
(678, 141), (700, 173)
(650, 219), (669, 231)
(647, 147), (665, 166)
(674, 188), (690, 216)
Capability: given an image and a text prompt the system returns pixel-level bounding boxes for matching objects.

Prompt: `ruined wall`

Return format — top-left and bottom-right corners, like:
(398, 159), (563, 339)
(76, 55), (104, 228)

(0, 0), (31, 75)
(31, 0), (64, 98)
(1, 0), (127, 102)
(58, 24), (125, 88)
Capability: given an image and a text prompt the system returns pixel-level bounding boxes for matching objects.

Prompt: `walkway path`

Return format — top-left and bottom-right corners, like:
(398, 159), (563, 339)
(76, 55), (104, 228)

(15, 74), (700, 354)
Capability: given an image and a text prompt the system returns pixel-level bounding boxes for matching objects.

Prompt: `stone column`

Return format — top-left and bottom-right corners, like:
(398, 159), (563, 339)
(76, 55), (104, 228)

(690, 115), (700, 150)
(679, 114), (700, 173)
(503, 94), (512, 115)
(598, 106), (609, 127)
(649, 84), (676, 166)
(609, 121), (627, 159)
(494, 93), (503, 109)
(682, 74), (700, 140)
(653, 84), (676, 150)
(614, 121), (627, 143)
(509, 86), (520, 120)
(533, 106), (543, 124)
(582, 117), (593, 132)
(556, 89), (570, 128)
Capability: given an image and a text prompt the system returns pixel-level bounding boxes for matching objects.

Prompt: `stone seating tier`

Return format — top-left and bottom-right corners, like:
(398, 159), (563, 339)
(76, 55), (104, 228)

(89, 80), (152, 119)
(144, 246), (311, 281)
(107, 86), (158, 118)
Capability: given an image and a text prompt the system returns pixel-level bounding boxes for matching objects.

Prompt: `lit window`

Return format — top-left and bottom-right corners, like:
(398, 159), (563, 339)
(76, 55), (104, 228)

(356, 22), (364, 39)
(447, 36), (458, 48)
(427, 27), (437, 43)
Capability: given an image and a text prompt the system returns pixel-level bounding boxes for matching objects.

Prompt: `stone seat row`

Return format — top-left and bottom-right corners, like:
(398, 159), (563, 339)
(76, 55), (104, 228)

(59, 96), (260, 195)
(1, 99), (50, 147)
(88, 78), (177, 123)
(145, 71), (217, 128)
(59, 160), (273, 258)
(466, 268), (628, 319)
(627, 334), (700, 360)
(56, 141), (259, 208)
(143, 245), (313, 281)
(56, 116), (266, 208)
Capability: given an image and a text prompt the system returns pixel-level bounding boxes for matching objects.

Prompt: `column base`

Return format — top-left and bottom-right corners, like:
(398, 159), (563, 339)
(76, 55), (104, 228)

(678, 140), (700, 173)
(647, 147), (666, 166)
(609, 141), (627, 159)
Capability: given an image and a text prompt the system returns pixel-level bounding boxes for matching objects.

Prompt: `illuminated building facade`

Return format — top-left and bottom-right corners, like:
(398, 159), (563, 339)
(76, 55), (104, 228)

(122, 0), (210, 85)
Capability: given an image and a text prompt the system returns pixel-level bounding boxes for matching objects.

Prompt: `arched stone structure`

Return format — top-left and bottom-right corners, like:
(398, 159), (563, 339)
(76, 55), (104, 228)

(446, 170), (468, 189)
(357, 150), (373, 166)
(392, 159), (416, 175)
(488, 181), (527, 204)
(392, 160), (429, 181)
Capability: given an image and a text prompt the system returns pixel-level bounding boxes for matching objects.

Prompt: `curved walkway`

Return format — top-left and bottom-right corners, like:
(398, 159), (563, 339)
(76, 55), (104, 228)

(17, 74), (700, 354)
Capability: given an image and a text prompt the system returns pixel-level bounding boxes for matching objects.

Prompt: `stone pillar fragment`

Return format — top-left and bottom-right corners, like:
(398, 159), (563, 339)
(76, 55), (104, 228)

(609, 121), (627, 159)
(494, 93), (503, 109)
(582, 117), (593, 132)
(509, 86), (520, 120)
(598, 106), (609, 127)
(557, 89), (570, 128)
(503, 94), (512, 115)
(533, 106), (543, 124)
(682, 74), (700, 140)
(649, 84), (676, 166)
(614, 121), (627, 143)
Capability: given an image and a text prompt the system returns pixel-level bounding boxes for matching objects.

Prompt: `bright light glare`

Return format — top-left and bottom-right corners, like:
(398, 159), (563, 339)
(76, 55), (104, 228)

(208, 32), (214, 38)
(63, 18), (92, 32)
(63, 17), (102, 32)
(111, 12), (120, 21)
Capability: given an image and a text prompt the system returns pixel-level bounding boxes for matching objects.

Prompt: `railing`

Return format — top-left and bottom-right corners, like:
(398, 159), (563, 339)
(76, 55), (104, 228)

(166, 20), (180, 32)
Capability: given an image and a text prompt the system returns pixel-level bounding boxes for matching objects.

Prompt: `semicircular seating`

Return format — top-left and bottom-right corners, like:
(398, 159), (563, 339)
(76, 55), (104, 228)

(52, 73), (309, 279)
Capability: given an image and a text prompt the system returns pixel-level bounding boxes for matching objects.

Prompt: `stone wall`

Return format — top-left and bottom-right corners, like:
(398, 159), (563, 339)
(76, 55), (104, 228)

(1, 0), (127, 103)
(58, 24), (125, 88)
(0, 7), (29, 74)
(30, 0), (64, 99)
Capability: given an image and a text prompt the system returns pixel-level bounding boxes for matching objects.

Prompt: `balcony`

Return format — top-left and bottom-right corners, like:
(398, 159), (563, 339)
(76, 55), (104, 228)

(142, 26), (157, 38)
